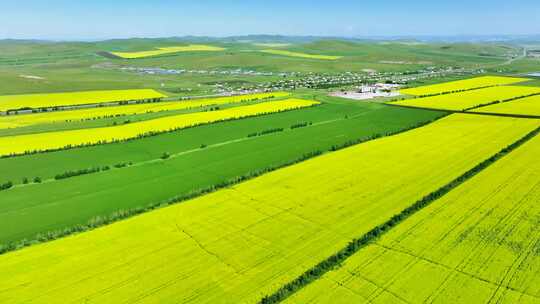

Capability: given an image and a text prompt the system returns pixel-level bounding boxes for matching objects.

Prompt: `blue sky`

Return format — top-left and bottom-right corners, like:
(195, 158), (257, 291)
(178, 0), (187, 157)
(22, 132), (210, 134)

(2, 0), (539, 40)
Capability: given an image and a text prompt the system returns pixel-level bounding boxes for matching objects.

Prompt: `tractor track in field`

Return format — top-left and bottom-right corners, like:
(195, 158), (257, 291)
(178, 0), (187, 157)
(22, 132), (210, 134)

(258, 126), (540, 304)
(372, 243), (540, 301)
(386, 103), (540, 119)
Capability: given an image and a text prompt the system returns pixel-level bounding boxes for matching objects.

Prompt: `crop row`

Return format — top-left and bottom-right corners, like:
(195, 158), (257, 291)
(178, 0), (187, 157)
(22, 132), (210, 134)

(0, 98), (319, 157)
(0, 114), (536, 303)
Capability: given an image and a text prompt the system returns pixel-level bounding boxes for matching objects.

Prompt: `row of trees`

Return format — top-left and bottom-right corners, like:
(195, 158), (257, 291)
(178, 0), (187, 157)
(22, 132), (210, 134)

(0, 148), (323, 256)
(290, 121), (313, 129)
(55, 166), (110, 180)
(465, 92), (540, 111)
(0, 181), (13, 191)
(248, 127), (284, 138)
(411, 84), (497, 98)
(1, 104), (320, 160)
(258, 125), (540, 304)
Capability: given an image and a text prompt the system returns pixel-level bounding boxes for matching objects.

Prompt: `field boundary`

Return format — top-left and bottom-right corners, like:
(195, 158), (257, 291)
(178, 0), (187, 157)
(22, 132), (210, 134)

(257, 125), (540, 304)
(2, 114), (351, 188)
(0, 101), (319, 159)
(0, 113), (446, 256)
(385, 103), (540, 119)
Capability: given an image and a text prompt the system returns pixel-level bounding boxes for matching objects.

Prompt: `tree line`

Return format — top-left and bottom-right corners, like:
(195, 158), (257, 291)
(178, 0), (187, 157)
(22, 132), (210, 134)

(0, 108), (439, 257)
(258, 125), (540, 304)
(1, 103), (320, 159)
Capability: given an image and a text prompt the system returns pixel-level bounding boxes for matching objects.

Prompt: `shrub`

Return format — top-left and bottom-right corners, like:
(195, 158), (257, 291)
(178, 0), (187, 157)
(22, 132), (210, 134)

(0, 181), (13, 191)
(161, 152), (171, 160)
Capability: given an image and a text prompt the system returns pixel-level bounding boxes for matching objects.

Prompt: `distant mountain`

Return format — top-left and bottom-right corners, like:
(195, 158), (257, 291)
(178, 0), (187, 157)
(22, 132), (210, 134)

(1, 34), (539, 45)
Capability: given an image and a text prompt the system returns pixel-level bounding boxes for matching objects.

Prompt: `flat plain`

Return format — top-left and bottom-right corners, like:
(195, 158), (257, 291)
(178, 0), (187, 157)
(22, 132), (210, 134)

(0, 89), (166, 112)
(0, 98), (317, 156)
(471, 94), (540, 117)
(286, 127), (540, 304)
(0, 114), (537, 303)
(0, 98), (443, 247)
(393, 86), (540, 111)
(2, 37), (540, 304)
(399, 76), (530, 96)
(0, 92), (289, 129)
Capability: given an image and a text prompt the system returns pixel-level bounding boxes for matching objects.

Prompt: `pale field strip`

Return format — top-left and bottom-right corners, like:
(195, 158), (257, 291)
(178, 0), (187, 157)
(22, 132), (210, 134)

(286, 132), (540, 304)
(0, 98), (316, 157)
(260, 49), (342, 60)
(254, 43), (291, 48)
(0, 92), (290, 129)
(0, 114), (538, 303)
(471, 94), (540, 117)
(111, 45), (225, 59)
(400, 76), (530, 96)
(394, 86), (540, 111)
(0, 89), (166, 112)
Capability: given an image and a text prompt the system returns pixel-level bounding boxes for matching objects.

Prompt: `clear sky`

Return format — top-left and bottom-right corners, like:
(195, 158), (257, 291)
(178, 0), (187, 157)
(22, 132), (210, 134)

(2, 0), (539, 40)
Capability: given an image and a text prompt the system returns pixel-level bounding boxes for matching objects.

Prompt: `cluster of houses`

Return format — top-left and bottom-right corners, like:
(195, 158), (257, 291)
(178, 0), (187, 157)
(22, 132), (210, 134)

(214, 66), (480, 95)
(120, 66), (296, 78)
(116, 64), (483, 98)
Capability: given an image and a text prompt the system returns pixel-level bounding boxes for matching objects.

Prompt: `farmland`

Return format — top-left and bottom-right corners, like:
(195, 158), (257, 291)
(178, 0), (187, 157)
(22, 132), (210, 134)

(0, 89), (166, 112)
(0, 114), (538, 303)
(110, 45), (226, 59)
(472, 94), (540, 117)
(286, 128), (540, 304)
(393, 85), (540, 111)
(0, 98), (318, 156)
(1, 32), (540, 304)
(0, 92), (289, 130)
(399, 76), (530, 96)
(260, 50), (343, 60)
(0, 98), (443, 248)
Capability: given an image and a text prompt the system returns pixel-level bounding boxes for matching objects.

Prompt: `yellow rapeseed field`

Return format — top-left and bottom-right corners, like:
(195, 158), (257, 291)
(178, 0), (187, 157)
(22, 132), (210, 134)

(0, 114), (537, 303)
(0, 98), (317, 156)
(0, 92), (289, 129)
(471, 94), (540, 116)
(394, 86), (540, 111)
(400, 76), (530, 96)
(0, 89), (166, 112)
(111, 45), (225, 59)
(287, 131), (540, 304)
(260, 49), (342, 60)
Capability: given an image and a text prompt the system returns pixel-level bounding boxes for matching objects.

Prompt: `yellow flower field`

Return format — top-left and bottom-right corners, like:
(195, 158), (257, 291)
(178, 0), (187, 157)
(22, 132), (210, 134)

(0, 92), (289, 129)
(111, 45), (225, 59)
(393, 86), (540, 111)
(0, 89), (166, 112)
(261, 49), (342, 60)
(287, 130), (540, 304)
(0, 98), (316, 156)
(0, 114), (537, 303)
(471, 94), (540, 116)
(400, 76), (530, 96)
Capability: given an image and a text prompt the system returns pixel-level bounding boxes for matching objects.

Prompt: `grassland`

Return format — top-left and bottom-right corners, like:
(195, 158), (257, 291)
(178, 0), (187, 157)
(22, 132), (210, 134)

(0, 114), (537, 303)
(0, 89), (166, 112)
(472, 94), (540, 116)
(254, 43), (291, 48)
(0, 98), (317, 156)
(0, 39), (518, 98)
(393, 86), (540, 111)
(110, 45), (226, 59)
(260, 49), (342, 60)
(286, 131), (540, 304)
(0, 99), (443, 247)
(0, 92), (289, 129)
(400, 76), (530, 96)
